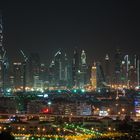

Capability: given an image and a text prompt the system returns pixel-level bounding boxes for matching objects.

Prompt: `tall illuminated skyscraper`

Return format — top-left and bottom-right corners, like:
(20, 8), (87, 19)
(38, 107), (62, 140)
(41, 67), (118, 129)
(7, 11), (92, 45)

(81, 50), (86, 66)
(72, 48), (79, 87)
(135, 55), (140, 87)
(49, 60), (55, 86)
(28, 53), (41, 86)
(64, 53), (68, 81)
(12, 62), (23, 88)
(0, 13), (3, 91)
(80, 50), (88, 87)
(124, 55), (130, 86)
(104, 54), (110, 84)
(0, 13), (8, 94)
(60, 53), (72, 87)
(54, 50), (62, 86)
(129, 65), (137, 88)
(96, 62), (105, 88)
(114, 49), (122, 84)
(120, 60), (127, 85)
(91, 63), (97, 90)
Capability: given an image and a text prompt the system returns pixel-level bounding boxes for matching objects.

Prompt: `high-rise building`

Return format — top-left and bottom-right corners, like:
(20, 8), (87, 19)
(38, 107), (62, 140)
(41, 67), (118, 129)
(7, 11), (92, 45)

(120, 60), (127, 85)
(12, 62), (23, 88)
(128, 65), (137, 88)
(91, 63), (97, 90)
(40, 63), (47, 82)
(48, 60), (55, 87)
(0, 12), (3, 49)
(96, 62), (106, 88)
(135, 55), (140, 87)
(114, 49), (122, 85)
(79, 50), (88, 87)
(63, 53), (72, 87)
(54, 50), (62, 86)
(124, 55), (130, 86)
(28, 53), (41, 87)
(72, 48), (79, 87)
(0, 13), (4, 92)
(0, 13), (8, 94)
(64, 53), (68, 81)
(137, 58), (140, 87)
(104, 54), (110, 84)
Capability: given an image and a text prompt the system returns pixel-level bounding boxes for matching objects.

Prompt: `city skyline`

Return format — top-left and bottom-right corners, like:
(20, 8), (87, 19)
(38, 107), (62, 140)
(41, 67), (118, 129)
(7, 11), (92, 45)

(1, 1), (140, 64)
(1, 2), (140, 139)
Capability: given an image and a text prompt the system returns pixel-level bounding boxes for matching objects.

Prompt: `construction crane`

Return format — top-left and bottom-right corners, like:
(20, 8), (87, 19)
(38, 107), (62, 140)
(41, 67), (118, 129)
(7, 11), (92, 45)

(54, 50), (61, 57)
(20, 50), (28, 93)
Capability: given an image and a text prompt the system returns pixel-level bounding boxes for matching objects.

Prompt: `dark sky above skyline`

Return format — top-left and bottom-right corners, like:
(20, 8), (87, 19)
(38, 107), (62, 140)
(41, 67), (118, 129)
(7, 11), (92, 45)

(1, 1), (140, 64)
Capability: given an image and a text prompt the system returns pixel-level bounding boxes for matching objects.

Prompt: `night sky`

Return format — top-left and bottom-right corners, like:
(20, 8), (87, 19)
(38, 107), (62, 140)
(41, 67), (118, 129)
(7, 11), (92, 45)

(1, 1), (140, 64)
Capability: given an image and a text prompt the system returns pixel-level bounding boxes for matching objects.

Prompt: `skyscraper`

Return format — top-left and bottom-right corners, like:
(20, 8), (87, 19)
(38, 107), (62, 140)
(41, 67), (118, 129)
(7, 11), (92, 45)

(96, 62), (106, 88)
(48, 60), (55, 87)
(124, 55), (130, 86)
(104, 54), (110, 84)
(12, 62), (23, 89)
(135, 55), (140, 87)
(64, 53), (68, 82)
(72, 48), (79, 87)
(28, 53), (41, 87)
(91, 63), (97, 90)
(80, 50), (88, 87)
(48, 50), (66, 87)
(54, 50), (62, 86)
(0, 13), (3, 48)
(120, 60), (127, 85)
(129, 65), (137, 88)
(40, 63), (47, 83)
(137, 58), (140, 87)
(114, 49), (122, 85)
(0, 13), (8, 94)
(0, 13), (4, 92)
(63, 53), (72, 87)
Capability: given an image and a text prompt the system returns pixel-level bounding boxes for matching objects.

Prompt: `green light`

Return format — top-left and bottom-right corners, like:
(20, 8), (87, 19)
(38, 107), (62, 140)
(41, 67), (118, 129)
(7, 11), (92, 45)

(74, 89), (77, 93)
(58, 90), (61, 93)
(81, 89), (85, 93)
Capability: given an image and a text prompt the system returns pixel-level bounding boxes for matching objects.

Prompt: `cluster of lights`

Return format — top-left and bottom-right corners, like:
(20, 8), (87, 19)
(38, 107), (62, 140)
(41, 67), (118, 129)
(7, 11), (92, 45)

(0, 122), (128, 140)
(0, 126), (7, 131)
(64, 123), (101, 136)
(12, 131), (128, 140)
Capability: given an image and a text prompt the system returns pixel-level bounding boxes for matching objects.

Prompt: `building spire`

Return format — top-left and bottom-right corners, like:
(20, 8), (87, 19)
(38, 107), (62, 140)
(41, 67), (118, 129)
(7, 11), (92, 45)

(81, 50), (86, 65)
(105, 54), (109, 60)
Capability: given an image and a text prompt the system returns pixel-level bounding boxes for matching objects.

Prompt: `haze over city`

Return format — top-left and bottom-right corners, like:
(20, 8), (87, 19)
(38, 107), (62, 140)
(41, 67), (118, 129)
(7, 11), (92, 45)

(1, 1), (140, 63)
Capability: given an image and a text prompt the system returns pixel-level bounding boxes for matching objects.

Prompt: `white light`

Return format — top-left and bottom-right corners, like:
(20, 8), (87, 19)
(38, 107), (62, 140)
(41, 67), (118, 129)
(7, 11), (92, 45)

(136, 110), (140, 113)
(37, 94), (43, 97)
(6, 88), (11, 92)
(48, 101), (52, 105)
(99, 111), (108, 116)
(44, 94), (48, 98)
(98, 89), (101, 93)
(135, 86), (140, 90)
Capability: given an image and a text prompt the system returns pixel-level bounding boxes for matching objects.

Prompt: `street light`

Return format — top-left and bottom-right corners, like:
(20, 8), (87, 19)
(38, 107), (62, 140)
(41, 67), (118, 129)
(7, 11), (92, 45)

(121, 108), (125, 113)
